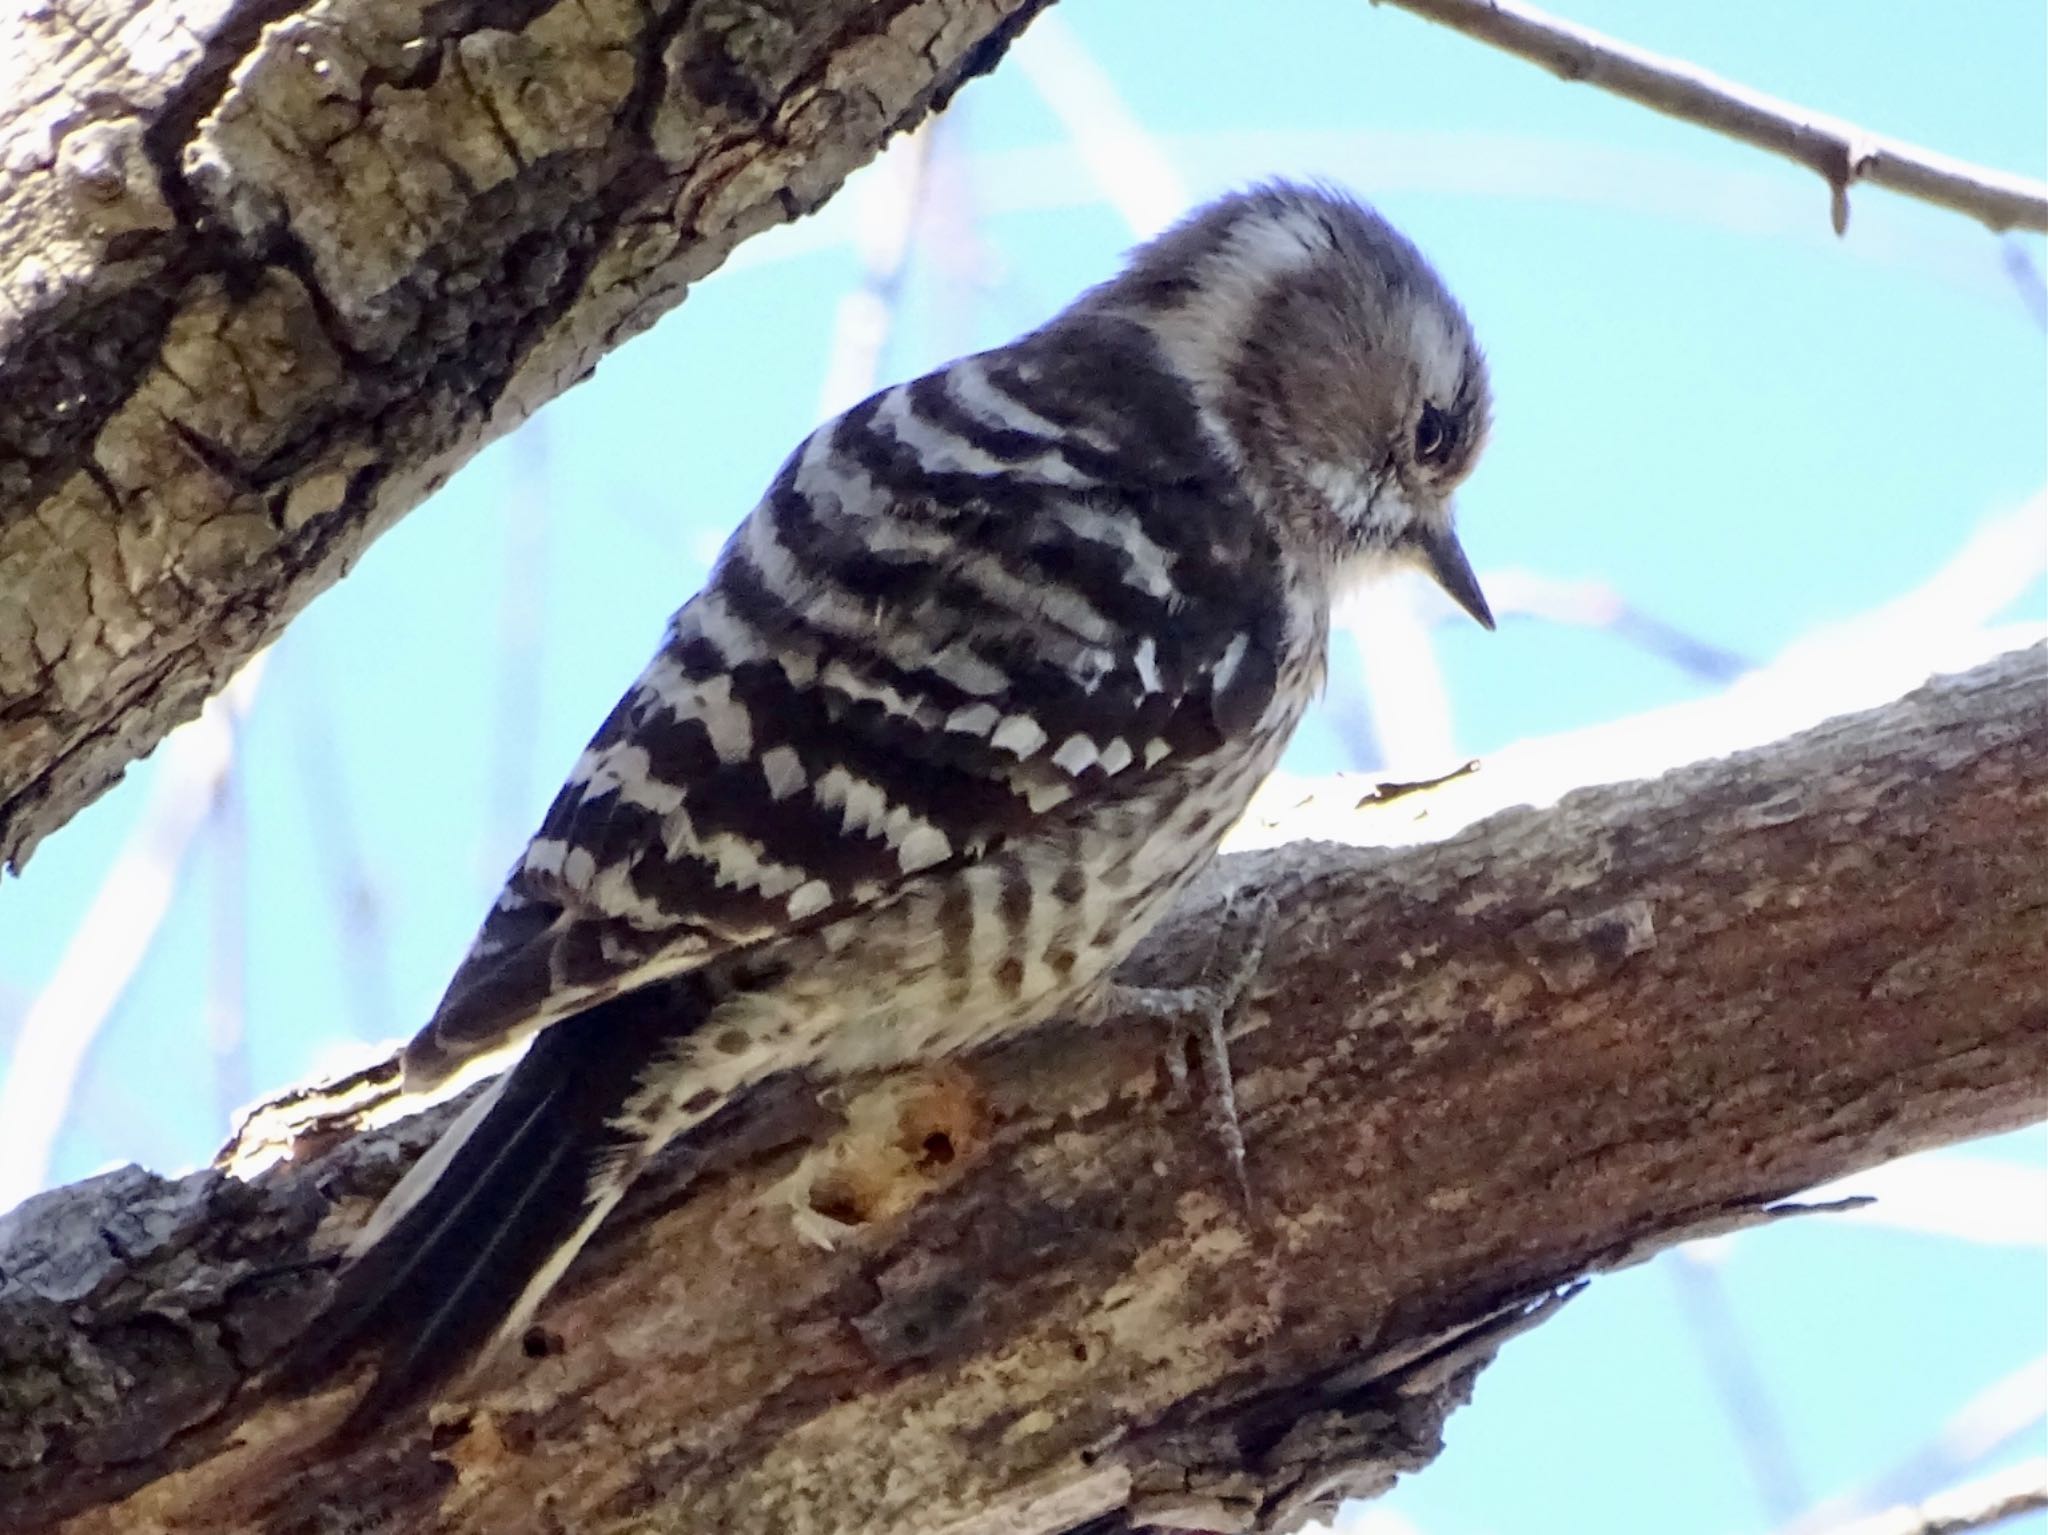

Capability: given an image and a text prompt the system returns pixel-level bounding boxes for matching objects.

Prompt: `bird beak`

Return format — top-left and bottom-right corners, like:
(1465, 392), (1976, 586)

(1413, 523), (1495, 631)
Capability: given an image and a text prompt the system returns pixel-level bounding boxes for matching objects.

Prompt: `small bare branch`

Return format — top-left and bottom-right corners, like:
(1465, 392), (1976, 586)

(1374, 0), (2048, 235)
(1815, 1460), (2048, 1535)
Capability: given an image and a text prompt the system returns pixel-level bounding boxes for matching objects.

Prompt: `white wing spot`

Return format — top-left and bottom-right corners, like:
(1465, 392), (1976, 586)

(744, 470), (880, 640)
(589, 743), (683, 814)
(947, 357), (1105, 445)
(787, 879), (833, 920)
(1143, 738), (1172, 767)
(929, 644), (1010, 696)
(1134, 637), (1162, 694)
(586, 743), (646, 795)
(703, 833), (766, 890)
(1050, 501), (1178, 601)
(1026, 781), (1074, 813)
(591, 861), (667, 925)
(561, 846), (597, 890)
(638, 667), (754, 766)
(897, 824), (952, 873)
(638, 656), (691, 713)
(815, 765), (889, 839)
(1098, 738), (1135, 775)
(874, 387), (1010, 475)
(696, 675), (753, 765)
(761, 744), (806, 801)
(991, 714), (1047, 758)
(1211, 634), (1249, 695)
(1052, 733), (1100, 776)
(822, 658), (940, 727)
(775, 646), (819, 687)
(945, 702), (1001, 736)
(690, 592), (771, 667)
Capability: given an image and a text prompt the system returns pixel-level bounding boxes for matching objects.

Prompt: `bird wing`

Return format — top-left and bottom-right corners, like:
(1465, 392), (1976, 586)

(402, 325), (1294, 1087)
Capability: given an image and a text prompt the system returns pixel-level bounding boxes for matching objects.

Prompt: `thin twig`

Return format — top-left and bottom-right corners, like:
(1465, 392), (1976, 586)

(1475, 570), (1754, 682)
(1012, 11), (1187, 238)
(205, 703), (252, 1141)
(488, 420), (552, 872)
(1810, 1459), (2048, 1535)
(2003, 239), (2048, 330)
(1352, 758), (1479, 808)
(0, 656), (267, 1214)
(1780, 1363), (2048, 1535)
(813, 124), (934, 420)
(1668, 1251), (1807, 1521)
(287, 646), (397, 1046)
(1373, 0), (2048, 235)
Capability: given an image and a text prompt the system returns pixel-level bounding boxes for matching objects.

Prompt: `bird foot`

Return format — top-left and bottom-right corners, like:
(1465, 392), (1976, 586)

(1106, 887), (1277, 1210)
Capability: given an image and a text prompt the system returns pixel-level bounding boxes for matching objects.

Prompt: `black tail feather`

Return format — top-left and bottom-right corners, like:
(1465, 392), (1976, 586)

(341, 1129), (584, 1433)
(270, 981), (710, 1433)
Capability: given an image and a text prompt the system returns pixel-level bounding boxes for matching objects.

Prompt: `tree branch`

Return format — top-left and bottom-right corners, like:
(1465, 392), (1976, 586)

(2, 644), (2042, 1534)
(1374, 0), (2048, 235)
(0, 0), (1050, 871)
(1817, 1461), (2048, 1535)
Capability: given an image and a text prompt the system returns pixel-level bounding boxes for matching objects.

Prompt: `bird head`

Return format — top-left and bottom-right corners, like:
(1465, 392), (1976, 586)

(1106, 181), (1495, 629)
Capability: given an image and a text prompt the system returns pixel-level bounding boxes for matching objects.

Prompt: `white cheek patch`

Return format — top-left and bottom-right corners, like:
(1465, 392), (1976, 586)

(1139, 206), (1330, 455)
(1303, 460), (1376, 527)
(1353, 486), (1424, 565)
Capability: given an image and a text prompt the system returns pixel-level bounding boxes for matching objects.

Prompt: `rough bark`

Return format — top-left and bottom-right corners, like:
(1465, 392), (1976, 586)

(0, 0), (1049, 872)
(2, 644), (2042, 1535)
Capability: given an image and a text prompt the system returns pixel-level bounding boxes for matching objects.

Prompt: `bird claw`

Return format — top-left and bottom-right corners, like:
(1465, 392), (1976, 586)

(1107, 887), (1277, 1211)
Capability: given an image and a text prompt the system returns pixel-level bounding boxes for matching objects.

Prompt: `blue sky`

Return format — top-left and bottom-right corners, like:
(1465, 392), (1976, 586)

(3, 2), (2043, 1529)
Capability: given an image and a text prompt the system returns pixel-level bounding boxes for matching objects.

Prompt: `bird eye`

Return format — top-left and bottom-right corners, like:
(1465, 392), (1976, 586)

(1415, 403), (1455, 466)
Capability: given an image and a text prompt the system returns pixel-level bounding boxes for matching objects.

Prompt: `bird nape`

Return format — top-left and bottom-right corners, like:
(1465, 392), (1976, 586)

(269, 178), (1494, 1433)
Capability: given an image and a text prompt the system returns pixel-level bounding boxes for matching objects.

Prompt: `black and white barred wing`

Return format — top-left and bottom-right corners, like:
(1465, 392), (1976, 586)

(404, 323), (1288, 1088)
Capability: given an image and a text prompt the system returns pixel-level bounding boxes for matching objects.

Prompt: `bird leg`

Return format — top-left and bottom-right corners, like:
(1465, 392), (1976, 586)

(1103, 886), (1277, 1207)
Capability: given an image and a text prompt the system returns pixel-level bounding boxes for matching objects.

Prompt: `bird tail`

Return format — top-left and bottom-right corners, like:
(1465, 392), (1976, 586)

(271, 981), (710, 1434)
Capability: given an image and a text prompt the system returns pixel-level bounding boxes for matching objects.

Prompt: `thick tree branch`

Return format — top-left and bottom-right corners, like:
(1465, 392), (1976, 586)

(2, 645), (2042, 1534)
(1375, 0), (2048, 235)
(0, 0), (1049, 871)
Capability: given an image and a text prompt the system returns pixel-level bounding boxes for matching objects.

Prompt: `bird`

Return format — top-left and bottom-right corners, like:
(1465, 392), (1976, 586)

(272, 178), (1496, 1432)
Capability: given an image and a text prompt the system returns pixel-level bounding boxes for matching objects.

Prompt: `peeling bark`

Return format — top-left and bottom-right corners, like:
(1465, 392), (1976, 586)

(3, 645), (2043, 1535)
(0, 0), (1049, 870)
